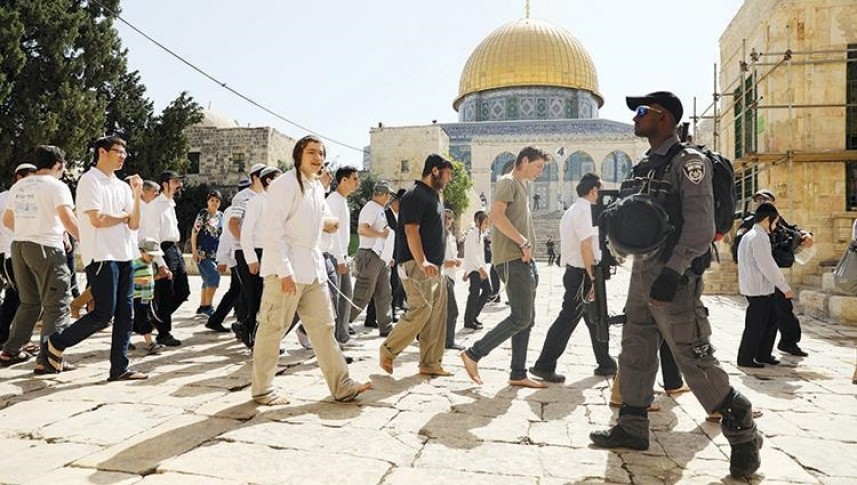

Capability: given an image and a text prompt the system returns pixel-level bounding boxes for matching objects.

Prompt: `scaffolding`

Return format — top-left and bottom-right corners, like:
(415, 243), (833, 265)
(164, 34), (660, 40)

(689, 27), (857, 216)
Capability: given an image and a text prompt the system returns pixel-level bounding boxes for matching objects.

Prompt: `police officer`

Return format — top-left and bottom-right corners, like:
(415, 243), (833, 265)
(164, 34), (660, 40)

(589, 92), (763, 479)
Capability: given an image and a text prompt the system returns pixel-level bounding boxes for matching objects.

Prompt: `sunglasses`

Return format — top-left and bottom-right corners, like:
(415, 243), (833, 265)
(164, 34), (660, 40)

(634, 105), (664, 118)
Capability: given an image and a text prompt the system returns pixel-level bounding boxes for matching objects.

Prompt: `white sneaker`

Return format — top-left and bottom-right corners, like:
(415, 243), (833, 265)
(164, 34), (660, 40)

(296, 326), (312, 350)
(340, 338), (361, 349)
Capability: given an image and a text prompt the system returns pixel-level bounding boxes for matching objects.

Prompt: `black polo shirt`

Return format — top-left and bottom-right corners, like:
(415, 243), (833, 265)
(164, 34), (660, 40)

(396, 180), (446, 265)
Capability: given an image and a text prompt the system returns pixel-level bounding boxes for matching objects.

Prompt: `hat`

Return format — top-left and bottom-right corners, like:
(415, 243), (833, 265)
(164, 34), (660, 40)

(159, 170), (185, 183)
(248, 163), (267, 177)
(393, 188), (407, 200)
(753, 189), (776, 202)
(138, 237), (164, 256)
(207, 189), (223, 200)
(754, 202), (779, 220)
(373, 182), (392, 195)
(423, 154), (454, 174)
(626, 91), (684, 123)
(237, 177), (251, 189)
(14, 163), (36, 174)
(260, 167), (282, 179)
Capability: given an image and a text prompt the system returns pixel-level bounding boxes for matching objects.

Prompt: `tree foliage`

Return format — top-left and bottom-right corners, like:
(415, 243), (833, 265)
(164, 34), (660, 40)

(443, 156), (473, 217)
(0, 0), (201, 179)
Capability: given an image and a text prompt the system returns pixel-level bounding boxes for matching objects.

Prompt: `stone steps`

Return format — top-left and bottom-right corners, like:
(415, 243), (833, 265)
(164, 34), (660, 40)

(797, 267), (857, 326)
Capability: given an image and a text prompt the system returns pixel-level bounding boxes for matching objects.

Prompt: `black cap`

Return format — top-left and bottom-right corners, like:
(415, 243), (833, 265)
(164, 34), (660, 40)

(207, 189), (223, 200)
(393, 188), (407, 200)
(159, 170), (185, 183)
(754, 202), (779, 220)
(626, 91), (683, 123)
(423, 154), (453, 175)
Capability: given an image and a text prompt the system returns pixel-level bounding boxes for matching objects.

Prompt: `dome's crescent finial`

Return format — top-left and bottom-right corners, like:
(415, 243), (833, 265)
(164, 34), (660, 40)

(525, 0), (530, 18)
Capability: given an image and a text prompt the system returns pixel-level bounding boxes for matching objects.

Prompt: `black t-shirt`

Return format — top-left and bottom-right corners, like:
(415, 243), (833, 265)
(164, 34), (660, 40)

(396, 180), (446, 265)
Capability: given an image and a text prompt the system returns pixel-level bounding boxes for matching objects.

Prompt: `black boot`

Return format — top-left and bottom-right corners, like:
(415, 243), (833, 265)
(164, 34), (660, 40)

(589, 405), (649, 450)
(717, 388), (763, 478)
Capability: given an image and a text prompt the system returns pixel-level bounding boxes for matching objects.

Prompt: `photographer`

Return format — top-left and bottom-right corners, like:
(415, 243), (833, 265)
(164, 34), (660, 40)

(732, 189), (812, 357)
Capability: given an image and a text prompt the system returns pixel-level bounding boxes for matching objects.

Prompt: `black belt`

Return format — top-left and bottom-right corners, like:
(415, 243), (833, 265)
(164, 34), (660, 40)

(160, 241), (178, 250)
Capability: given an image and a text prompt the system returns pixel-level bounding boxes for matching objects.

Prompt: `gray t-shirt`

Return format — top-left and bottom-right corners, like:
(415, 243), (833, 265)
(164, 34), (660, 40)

(491, 173), (535, 265)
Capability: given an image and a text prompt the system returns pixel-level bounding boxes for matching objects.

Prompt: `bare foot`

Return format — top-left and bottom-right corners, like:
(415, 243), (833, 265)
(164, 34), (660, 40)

(356, 381), (373, 394)
(460, 352), (482, 384)
(419, 367), (453, 376)
(509, 378), (548, 389)
(254, 393), (290, 406)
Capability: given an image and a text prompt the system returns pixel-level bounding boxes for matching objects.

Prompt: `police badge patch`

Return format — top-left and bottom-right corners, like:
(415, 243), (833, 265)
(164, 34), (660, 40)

(683, 160), (705, 184)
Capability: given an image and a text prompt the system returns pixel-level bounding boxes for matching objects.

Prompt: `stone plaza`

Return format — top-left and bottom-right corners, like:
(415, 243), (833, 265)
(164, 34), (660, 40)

(1, 263), (855, 484)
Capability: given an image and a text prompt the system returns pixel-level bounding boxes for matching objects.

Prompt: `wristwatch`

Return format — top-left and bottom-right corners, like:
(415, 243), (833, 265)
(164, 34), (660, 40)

(519, 238), (531, 250)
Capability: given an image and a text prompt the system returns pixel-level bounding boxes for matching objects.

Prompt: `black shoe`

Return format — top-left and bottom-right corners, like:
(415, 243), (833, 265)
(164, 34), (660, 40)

(464, 322), (483, 330)
(729, 431), (763, 479)
(446, 342), (466, 351)
(737, 360), (764, 368)
(777, 344), (808, 357)
(347, 325), (356, 336)
(589, 426), (649, 450)
(379, 324), (393, 338)
(593, 366), (618, 377)
(756, 355), (780, 365)
(205, 320), (231, 333)
(232, 323), (253, 349)
(364, 321), (378, 328)
(127, 342), (137, 351)
(157, 335), (182, 347)
(529, 366), (565, 383)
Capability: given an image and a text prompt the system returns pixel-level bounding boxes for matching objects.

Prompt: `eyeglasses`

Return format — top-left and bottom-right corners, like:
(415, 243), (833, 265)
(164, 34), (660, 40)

(109, 148), (128, 156)
(634, 105), (664, 118)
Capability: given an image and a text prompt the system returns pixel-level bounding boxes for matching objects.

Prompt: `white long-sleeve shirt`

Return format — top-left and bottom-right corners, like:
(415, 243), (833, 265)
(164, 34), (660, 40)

(442, 229), (459, 278)
(326, 191), (350, 263)
(260, 170), (328, 284)
(216, 206), (237, 268)
(738, 223), (792, 296)
(148, 194), (180, 243)
(240, 191), (267, 264)
(462, 225), (489, 275)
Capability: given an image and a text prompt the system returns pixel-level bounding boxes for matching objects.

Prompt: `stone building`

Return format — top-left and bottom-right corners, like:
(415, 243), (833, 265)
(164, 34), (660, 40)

(367, 16), (648, 226)
(701, 0), (857, 320)
(184, 109), (295, 188)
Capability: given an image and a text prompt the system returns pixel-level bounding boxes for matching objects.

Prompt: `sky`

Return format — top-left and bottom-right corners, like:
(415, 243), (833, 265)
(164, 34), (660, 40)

(115, 0), (746, 167)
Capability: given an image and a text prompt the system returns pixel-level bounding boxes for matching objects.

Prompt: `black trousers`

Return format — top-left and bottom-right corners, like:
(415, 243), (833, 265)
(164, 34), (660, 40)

(445, 276), (459, 347)
(532, 266), (613, 373)
(463, 271), (491, 325)
(133, 299), (155, 335)
(209, 267), (245, 327)
(738, 294), (777, 363)
(153, 242), (190, 339)
(390, 260), (405, 311)
(658, 339), (684, 391)
(235, 249), (263, 335)
(770, 288), (801, 348)
(0, 255), (20, 346)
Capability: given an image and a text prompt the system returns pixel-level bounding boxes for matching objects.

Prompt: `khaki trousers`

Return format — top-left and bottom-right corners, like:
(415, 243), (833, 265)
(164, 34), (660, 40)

(251, 275), (359, 402)
(381, 260), (447, 372)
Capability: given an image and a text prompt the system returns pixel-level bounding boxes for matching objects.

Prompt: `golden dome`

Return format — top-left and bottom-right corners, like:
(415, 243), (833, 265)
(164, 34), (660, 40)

(454, 18), (602, 110)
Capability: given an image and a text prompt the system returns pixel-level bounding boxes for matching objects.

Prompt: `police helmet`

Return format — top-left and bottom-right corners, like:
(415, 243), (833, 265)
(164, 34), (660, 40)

(602, 194), (673, 257)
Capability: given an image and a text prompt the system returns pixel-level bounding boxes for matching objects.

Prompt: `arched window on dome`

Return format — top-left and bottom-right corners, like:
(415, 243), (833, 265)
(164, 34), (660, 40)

(491, 152), (516, 182)
(563, 151), (595, 181)
(601, 150), (633, 183)
(536, 159), (559, 182)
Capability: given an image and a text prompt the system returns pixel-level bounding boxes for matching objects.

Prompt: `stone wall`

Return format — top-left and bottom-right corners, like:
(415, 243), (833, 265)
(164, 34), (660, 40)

(368, 124), (450, 190)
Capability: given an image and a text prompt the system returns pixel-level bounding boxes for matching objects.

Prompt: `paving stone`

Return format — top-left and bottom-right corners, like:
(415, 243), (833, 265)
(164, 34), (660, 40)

(415, 441), (543, 477)
(21, 467), (140, 485)
(0, 438), (102, 484)
(40, 403), (184, 446)
(771, 436), (857, 477)
(160, 441), (390, 484)
(0, 399), (96, 438)
(74, 414), (239, 474)
(137, 472), (245, 484)
(382, 467), (538, 485)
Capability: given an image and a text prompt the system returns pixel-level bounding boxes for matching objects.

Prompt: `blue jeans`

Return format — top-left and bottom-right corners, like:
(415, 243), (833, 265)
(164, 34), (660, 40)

(51, 260), (133, 379)
(465, 259), (538, 380)
(197, 257), (221, 288)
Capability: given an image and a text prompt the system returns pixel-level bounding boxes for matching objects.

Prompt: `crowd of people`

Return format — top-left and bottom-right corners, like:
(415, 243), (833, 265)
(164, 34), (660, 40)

(1, 89), (848, 478)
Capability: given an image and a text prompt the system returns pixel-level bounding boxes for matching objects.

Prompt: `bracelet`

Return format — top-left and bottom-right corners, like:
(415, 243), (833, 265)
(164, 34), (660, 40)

(519, 238), (531, 250)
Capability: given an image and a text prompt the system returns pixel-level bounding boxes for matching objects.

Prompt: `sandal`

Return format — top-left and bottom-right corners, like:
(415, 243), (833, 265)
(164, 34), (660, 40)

(0, 350), (31, 367)
(107, 369), (148, 381)
(34, 360), (76, 375)
(22, 343), (40, 355)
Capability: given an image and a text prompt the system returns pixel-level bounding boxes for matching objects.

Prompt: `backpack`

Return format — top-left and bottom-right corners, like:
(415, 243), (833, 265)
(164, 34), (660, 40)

(662, 143), (736, 239)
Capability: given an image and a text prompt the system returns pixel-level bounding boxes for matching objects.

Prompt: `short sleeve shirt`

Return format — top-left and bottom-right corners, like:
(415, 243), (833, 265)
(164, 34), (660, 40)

(7, 175), (74, 250)
(396, 181), (445, 265)
(491, 174), (535, 265)
(77, 167), (137, 264)
(193, 209), (222, 259)
(132, 258), (155, 301)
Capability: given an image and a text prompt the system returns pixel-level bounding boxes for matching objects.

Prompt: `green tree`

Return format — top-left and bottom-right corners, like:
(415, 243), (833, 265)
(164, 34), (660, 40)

(349, 170), (380, 233)
(443, 156), (473, 217)
(132, 92), (202, 179)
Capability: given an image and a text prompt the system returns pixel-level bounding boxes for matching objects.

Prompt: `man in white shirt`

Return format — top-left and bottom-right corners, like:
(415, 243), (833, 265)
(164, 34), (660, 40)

(150, 170), (188, 347)
(327, 167), (359, 344)
(349, 183), (394, 336)
(529, 174), (617, 383)
(43, 136), (147, 381)
(441, 209), (463, 350)
(736, 202), (793, 368)
(252, 135), (370, 405)
(230, 163), (266, 344)
(0, 163), (36, 357)
(1, 148), (79, 369)
(461, 211), (491, 330)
